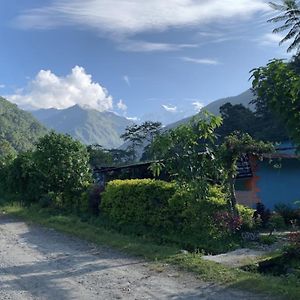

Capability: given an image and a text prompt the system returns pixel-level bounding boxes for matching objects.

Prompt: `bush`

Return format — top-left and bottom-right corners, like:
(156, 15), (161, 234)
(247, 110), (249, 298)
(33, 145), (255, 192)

(268, 213), (286, 231)
(274, 203), (299, 226)
(101, 180), (238, 253)
(237, 204), (254, 230)
(101, 179), (176, 234)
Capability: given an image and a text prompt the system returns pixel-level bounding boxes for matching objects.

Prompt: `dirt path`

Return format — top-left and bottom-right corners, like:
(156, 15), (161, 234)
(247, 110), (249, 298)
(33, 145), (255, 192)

(0, 215), (272, 300)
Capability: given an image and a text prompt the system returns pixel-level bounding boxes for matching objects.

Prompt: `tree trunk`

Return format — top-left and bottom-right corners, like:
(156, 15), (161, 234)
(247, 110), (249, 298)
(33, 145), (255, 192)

(229, 174), (238, 216)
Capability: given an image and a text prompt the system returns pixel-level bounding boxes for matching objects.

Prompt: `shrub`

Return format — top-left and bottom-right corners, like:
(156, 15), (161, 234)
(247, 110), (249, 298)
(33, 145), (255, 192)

(101, 179), (176, 234)
(237, 204), (254, 230)
(101, 180), (237, 253)
(268, 213), (286, 231)
(274, 203), (299, 226)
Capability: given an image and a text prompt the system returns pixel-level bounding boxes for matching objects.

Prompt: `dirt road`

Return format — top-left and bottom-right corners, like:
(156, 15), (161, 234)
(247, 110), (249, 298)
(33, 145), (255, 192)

(0, 215), (272, 299)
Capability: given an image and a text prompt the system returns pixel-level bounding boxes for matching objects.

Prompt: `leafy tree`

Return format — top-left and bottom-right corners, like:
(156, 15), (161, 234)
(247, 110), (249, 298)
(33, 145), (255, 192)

(0, 139), (17, 168)
(121, 121), (162, 161)
(87, 144), (113, 167)
(6, 151), (41, 204)
(217, 102), (288, 142)
(216, 103), (257, 139)
(251, 59), (300, 148)
(35, 132), (92, 208)
(150, 113), (223, 199)
(220, 132), (274, 215)
(268, 0), (300, 53)
(108, 148), (133, 165)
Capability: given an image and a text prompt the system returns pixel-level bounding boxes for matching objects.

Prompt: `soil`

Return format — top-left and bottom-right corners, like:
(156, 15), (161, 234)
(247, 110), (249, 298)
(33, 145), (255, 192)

(0, 214), (274, 299)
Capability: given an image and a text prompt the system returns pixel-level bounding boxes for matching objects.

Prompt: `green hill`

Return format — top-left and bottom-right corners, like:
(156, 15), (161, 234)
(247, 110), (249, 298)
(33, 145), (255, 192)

(32, 105), (133, 149)
(0, 96), (47, 152)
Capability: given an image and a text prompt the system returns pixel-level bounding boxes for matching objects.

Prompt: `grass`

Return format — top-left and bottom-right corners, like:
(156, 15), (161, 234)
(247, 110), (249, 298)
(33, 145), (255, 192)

(1, 203), (300, 300)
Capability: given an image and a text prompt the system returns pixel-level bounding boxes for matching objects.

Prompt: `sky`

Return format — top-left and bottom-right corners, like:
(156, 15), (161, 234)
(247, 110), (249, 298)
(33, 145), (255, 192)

(0, 0), (292, 125)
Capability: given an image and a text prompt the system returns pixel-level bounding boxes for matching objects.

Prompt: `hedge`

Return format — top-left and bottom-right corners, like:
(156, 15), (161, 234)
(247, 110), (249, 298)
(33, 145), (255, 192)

(100, 179), (244, 253)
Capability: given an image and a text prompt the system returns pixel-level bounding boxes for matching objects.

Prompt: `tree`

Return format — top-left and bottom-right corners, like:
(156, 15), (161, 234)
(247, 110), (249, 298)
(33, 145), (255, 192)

(6, 151), (41, 204)
(121, 121), (162, 161)
(220, 132), (274, 215)
(217, 102), (288, 142)
(0, 139), (17, 168)
(251, 59), (300, 148)
(268, 0), (300, 53)
(87, 144), (113, 167)
(149, 113), (223, 199)
(35, 132), (92, 208)
(217, 103), (257, 139)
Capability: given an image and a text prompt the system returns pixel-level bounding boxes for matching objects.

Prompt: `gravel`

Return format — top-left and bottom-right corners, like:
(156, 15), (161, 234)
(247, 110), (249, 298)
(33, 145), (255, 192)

(0, 215), (273, 299)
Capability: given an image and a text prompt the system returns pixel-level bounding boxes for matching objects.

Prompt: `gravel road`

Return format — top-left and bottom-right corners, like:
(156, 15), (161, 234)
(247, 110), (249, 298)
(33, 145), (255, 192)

(0, 214), (272, 300)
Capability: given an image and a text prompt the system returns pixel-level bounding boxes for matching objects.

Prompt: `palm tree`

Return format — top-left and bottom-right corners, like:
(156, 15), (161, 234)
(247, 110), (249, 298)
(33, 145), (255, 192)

(268, 0), (300, 53)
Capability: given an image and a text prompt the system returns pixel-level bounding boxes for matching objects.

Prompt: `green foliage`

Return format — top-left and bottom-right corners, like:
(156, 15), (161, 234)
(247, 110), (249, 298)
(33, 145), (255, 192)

(101, 179), (176, 234)
(237, 204), (255, 230)
(268, 213), (287, 230)
(35, 132), (92, 208)
(87, 144), (113, 167)
(0, 96), (47, 152)
(6, 151), (41, 204)
(149, 113), (223, 200)
(251, 59), (300, 149)
(101, 180), (240, 253)
(217, 102), (288, 142)
(121, 121), (162, 161)
(259, 235), (278, 245)
(274, 203), (299, 225)
(221, 132), (274, 214)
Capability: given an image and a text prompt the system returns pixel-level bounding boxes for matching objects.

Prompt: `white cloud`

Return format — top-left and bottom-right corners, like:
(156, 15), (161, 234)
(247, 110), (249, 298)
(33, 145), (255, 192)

(259, 33), (284, 46)
(162, 104), (177, 113)
(192, 101), (205, 112)
(117, 99), (127, 111)
(180, 56), (219, 65)
(123, 75), (130, 86)
(6, 66), (113, 111)
(16, 1), (269, 37)
(119, 40), (197, 52)
(126, 116), (139, 122)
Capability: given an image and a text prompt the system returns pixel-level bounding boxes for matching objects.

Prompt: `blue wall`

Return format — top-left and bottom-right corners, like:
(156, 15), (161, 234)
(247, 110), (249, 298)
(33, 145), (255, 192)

(256, 159), (300, 209)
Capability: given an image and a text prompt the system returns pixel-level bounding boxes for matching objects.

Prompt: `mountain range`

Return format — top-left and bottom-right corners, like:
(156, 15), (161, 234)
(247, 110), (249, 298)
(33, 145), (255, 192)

(166, 89), (254, 129)
(31, 105), (133, 149)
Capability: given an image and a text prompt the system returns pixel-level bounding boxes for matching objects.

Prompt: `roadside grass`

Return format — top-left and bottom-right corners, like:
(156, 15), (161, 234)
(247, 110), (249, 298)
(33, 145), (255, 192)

(1, 203), (300, 300)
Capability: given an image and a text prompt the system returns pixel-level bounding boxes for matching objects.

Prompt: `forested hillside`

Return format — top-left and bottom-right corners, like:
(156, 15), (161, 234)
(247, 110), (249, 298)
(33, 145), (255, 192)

(0, 96), (47, 152)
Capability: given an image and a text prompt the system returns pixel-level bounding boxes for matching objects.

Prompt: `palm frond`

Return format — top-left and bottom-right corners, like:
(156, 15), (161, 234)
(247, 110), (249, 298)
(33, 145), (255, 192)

(273, 23), (293, 33)
(287, 32), (300, 51)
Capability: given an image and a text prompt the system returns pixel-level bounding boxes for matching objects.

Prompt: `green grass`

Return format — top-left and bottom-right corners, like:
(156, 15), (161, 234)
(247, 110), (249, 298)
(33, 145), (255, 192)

(1, 203), (300, 300)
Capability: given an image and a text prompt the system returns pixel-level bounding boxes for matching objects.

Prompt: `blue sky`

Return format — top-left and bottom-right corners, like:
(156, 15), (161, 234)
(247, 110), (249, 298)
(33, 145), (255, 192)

(0, 0), (292, 124)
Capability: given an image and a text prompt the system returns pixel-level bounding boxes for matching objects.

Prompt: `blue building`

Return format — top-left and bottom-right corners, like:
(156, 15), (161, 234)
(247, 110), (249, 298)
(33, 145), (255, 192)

(236, 144), (300, 209)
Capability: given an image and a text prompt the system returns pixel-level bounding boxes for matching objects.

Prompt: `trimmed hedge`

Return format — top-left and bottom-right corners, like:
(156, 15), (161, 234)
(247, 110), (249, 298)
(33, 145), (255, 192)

(101, 179), (244, 253)
(101, 179), (176, 234)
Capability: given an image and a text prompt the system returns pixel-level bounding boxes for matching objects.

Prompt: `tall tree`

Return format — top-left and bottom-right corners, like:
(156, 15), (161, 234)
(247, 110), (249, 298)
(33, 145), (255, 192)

(121, 121), (162, 161)
(268, 0), (300, 53)
(251, 59), (300, 148)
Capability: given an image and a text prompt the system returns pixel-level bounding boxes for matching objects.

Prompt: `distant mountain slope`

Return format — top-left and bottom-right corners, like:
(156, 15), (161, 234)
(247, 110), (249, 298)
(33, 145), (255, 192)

(0, 96), (47, 152)
(166, 89), (254, 129)
(31, 105), (133, 148)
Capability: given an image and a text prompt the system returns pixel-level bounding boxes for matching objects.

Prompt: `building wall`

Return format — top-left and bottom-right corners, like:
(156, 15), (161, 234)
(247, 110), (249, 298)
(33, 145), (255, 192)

(256, 159), (300, 209)
(236, 158), (300, 209)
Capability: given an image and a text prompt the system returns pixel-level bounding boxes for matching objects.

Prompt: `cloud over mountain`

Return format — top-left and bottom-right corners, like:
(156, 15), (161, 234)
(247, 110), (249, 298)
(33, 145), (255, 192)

(7, 66), (113, 111)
